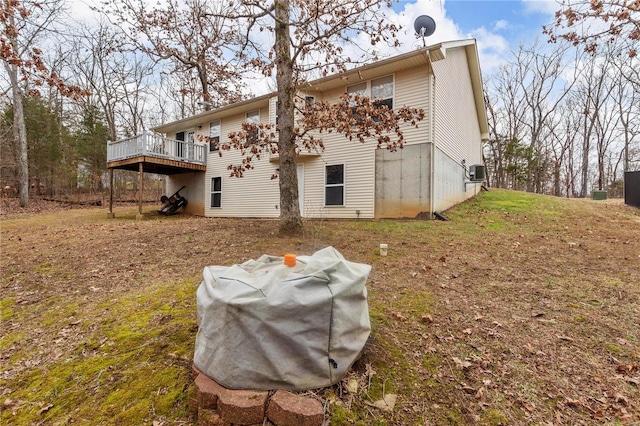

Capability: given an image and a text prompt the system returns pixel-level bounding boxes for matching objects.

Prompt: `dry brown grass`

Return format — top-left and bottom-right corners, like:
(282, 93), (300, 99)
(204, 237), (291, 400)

(1, 189), (639, 425)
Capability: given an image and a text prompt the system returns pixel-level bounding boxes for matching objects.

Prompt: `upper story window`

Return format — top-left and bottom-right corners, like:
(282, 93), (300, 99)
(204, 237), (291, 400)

(305, 96), (315, 109)
(347, 82), (367, 106)
(209, 120), (221, 152)
(371, 76), (394, 110)
(346, 75), (394, 110)
(245, 110), (260, 146)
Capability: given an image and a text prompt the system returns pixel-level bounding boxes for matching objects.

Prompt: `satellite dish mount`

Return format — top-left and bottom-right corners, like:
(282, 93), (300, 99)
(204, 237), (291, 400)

(414, 15), (436, 47)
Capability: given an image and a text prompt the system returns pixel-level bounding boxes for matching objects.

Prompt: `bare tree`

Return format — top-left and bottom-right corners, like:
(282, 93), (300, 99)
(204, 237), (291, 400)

(484, 63), (528, 189)
(571, 53), (617, 196)
(102, 0), (245, 116)
(71, 19), (157, 140)
(544, 0), (640, 57)
(514, 41), (579, 193)
(0, 0), (87, 206)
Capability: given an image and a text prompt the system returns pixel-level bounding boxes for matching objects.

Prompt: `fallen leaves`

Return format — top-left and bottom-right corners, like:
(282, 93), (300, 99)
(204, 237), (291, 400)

(391, 312), (407, 321)
(452, 357), (473, 370)
(365, 394), (397, 412)
(420, 313), (433, 323)
(616, 364), (639, 374)
(37, 403), (53, 415)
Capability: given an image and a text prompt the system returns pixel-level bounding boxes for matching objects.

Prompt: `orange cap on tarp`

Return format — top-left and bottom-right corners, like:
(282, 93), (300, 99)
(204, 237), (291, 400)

(284, 253), (296, 267)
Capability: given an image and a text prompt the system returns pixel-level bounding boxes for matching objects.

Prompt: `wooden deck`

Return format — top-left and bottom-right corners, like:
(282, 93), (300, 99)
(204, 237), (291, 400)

(107, 155), (206, 174)
(107, 132), (206, 174)
(106, 132), (207, 218)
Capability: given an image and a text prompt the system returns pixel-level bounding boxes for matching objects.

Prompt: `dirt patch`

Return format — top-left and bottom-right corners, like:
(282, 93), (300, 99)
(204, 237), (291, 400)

(1, 191), (639, 425)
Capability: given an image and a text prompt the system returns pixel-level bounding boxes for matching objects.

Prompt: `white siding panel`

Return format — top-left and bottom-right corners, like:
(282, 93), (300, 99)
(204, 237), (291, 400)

(393, 67), (432, 146)
(432, 48), (483, 166)
(301, 135), (377, 219)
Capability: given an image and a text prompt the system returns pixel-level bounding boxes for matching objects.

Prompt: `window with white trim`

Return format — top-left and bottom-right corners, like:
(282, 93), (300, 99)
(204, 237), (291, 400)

(371, 75), (394, 110)
(245, 110), (260, 146)
(210, 177), (221, 208)
(305, 95), (315, 109)
(209, 120), (220, 152)
(347, 82), (367, 106)
(325, 164), (344, 206)
(346, 75), (394, 110)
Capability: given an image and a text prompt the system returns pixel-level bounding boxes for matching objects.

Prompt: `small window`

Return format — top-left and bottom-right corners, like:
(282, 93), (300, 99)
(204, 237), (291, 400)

(305, 96), (315, 109)
(245, 110), (260, 146)
(274, 101), (279, 125)
(347, 82), (367, 106)
(371, 75), (393, 110)
(210, 177), (221, 208)
(209, 120), (221, 152)
(325, 164), (344, 206)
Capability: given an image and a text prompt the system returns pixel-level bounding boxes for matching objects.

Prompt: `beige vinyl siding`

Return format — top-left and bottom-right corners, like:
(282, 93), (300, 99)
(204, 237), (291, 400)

(300, 141), (376, 219)
(299, 69), (434, 219)
(204, 108), (280, 217)
(300, 85), (379, 219)
(432, 47), (483, 166)
(393, 66), (432, 146)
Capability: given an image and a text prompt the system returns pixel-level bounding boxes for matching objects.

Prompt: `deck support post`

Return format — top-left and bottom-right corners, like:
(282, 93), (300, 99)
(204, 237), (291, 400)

(107, 168), (115, 219)
(137, 162), (144, 220)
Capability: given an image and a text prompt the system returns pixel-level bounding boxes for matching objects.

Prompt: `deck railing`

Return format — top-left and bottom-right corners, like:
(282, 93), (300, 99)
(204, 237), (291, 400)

(107, 131), (206, 165)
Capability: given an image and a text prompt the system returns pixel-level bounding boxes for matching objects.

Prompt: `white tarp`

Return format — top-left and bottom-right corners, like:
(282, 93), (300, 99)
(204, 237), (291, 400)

(193, 246), (371, 391)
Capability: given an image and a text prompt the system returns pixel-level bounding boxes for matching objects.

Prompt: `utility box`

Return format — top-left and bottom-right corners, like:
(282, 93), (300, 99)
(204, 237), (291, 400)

(591, 190), (608, 200)
(469, 164), (485, 181)
(625, 171), (640, 208)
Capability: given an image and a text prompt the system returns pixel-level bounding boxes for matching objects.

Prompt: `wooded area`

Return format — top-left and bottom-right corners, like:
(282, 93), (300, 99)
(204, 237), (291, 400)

(1, 0), (638, 208)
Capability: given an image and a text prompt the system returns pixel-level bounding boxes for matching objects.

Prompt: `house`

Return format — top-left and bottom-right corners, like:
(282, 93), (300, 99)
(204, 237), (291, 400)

(106, 39), (489, 219)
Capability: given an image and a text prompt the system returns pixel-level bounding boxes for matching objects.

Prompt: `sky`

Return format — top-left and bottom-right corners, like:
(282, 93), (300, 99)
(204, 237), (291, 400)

(385, 0), (561, 74)
(69, 0), (563, 90)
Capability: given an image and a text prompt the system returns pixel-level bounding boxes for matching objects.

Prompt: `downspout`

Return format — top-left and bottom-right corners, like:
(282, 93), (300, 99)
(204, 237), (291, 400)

(428, 55), (437, 220)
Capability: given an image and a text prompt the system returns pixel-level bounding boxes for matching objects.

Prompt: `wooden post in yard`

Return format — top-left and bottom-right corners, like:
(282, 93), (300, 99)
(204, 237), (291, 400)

(137, 163), (144, 220)
(107, 168), (115, 218)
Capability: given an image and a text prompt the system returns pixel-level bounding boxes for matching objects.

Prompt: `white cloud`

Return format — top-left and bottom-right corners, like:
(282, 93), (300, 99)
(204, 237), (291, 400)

(521, 0), (560, 16)
(493, 19), (509, 31)
(468, 26), (511, 75)
(66, 0), (104, 27)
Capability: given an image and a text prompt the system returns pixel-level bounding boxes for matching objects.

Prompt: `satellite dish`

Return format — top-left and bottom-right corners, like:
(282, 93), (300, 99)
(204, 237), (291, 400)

(414, 15), (436, 45)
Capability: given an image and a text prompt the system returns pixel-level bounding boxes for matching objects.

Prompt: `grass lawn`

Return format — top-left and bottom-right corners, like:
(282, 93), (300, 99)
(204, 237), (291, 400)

(1, 189), (639, 425)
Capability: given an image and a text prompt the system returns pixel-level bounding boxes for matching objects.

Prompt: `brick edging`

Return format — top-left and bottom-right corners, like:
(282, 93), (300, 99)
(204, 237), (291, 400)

(193, 365), (325, 426)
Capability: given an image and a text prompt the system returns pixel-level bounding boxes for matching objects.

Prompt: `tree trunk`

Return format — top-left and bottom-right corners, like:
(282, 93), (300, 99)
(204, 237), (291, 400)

(580, 122), (590, 197)
(6, 62), (29, 207)
(553, 160), (561, 196)
(274, 0), (302, 235)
